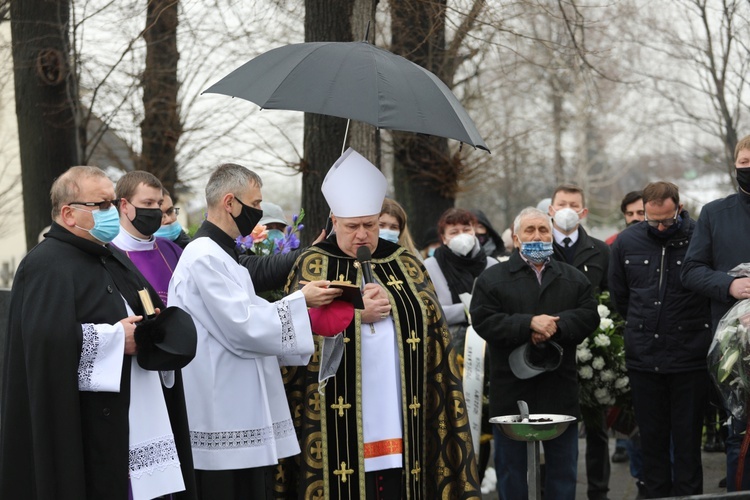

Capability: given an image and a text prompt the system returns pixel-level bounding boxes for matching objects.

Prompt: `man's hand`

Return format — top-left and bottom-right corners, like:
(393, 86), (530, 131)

(361, 283), (391, 324)
(119, 315), (142, 355)
(530, 314), (560, 345)
(301, 280), (343, 308)
(729, 277), (750, 300)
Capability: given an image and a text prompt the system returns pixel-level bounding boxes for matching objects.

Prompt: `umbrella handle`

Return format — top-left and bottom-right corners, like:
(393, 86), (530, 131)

(341, 119), (351, 156)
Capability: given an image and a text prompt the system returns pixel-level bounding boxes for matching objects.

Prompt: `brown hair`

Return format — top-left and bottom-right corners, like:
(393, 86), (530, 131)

(735, 135), (750, 161)
(115, 170), (163, 201)
(642, 181), (680, 206)
(437, 207), (477, 236)
(50, 166), (108, 219)
(552, 184), (586, 208)
(380, 198), (419, 256)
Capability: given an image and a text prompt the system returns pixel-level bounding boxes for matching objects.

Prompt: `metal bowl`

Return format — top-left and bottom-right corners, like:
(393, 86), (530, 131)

(489, 414), (577, 442)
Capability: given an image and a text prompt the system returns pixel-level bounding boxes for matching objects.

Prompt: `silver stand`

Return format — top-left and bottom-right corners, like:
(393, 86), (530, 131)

(527, 440), (542, 500)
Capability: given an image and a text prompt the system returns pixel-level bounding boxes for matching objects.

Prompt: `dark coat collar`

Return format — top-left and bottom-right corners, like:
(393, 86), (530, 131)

(193, 220), (239, 262)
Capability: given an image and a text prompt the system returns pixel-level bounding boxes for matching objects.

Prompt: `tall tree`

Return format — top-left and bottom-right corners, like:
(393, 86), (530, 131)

(390, 0), (486, 246)
(11, 0), (80, 250)
(139, 0), (181, 197)
(300, 0), (376, 243)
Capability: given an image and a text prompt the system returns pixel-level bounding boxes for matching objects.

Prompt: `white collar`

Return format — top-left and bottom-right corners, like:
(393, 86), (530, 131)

(553, 227), (579, 246)
(112, 226), (156, 251)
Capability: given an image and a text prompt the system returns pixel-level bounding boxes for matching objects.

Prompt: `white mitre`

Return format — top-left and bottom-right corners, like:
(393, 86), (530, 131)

(321, 148), (387, 217)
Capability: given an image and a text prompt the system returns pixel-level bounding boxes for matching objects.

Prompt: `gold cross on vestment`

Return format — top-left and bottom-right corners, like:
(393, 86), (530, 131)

(409, 396), (421, 416)
(338, 274), (351, 284)
(308, 259), (323, 274)
(453, 399), (464, 419)
(310, 440), (324, 460)
(308, 392), (321, 412)
(411, 460), (421, 481)
(387, 275), (403, 290)
(334, 462), (354, 483)
(331, 396), (351, 417)
(406, 330), (421, 351)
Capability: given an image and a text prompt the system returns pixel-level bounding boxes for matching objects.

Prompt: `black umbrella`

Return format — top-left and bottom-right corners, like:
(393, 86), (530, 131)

(204, 41), (489, 152)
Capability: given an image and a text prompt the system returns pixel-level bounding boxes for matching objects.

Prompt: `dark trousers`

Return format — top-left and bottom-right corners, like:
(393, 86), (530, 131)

(629, 369), (709, 498)
(365, 468), (404, 499)
(581, 407), (611, 500)
(195, 467), (271, 500)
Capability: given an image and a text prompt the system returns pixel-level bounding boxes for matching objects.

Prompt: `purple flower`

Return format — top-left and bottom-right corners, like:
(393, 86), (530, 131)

(235, 235), (254, 252)
(292, 214), (299, 224)
(297, 223), (304, 232)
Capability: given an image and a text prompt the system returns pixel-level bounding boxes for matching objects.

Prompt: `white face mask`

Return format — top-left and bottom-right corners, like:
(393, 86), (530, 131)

(553, 207), (581, 232)
(447, 233), (476, 257)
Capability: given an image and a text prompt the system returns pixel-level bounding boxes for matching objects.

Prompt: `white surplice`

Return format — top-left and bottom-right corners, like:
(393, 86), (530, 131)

(168, 237), (314, 470)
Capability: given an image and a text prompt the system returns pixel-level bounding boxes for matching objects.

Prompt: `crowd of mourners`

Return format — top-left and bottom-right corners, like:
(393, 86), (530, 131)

(2, 136), (750, 500)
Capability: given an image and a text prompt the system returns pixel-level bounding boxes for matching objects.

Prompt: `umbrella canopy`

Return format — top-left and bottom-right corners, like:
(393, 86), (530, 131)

(204, 41), (489, 152)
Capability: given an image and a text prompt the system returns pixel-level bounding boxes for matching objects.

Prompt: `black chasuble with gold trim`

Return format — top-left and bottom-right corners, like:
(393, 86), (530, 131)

(273, 237), (480, 499)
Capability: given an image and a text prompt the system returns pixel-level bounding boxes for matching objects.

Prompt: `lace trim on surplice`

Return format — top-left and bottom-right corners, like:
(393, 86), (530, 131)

(190, 419), (296, 450)
(129, 435), (180, 478)
(276, 299), (296, 354)
(78, 323), (99, 391)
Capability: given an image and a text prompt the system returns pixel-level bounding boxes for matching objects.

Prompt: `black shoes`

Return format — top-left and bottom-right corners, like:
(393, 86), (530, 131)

(612, 447), (629, 463)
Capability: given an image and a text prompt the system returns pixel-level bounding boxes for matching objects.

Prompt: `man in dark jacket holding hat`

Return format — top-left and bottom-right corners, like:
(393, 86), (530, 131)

(609, 181), (712, 497)
(471, 207), (599, 499)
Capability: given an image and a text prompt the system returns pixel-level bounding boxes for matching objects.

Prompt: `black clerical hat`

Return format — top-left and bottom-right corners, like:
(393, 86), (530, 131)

(135, 306), (197, 371)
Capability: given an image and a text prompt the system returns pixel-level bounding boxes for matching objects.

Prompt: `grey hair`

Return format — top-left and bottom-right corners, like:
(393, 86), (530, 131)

(513, 207), (552, 234)
(205, 163), (263, 208)
(50, 166), (108, 219)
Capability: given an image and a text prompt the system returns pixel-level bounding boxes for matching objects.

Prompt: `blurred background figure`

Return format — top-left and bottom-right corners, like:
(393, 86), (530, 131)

(471, 209), (507, 259)
(420, 226), (442, 259)
(379, 198), (420, 257)
(605, 191), (644, 245)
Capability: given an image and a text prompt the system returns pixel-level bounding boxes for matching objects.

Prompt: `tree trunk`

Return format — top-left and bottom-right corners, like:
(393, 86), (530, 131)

(390, 0), (455, 247)
(139, 0), (181, 198)
(11, 0), (80, 251)
(302, 0), (355, 245)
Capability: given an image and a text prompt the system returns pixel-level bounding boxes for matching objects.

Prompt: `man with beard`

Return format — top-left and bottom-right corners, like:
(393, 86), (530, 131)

(274, 148), (479, 499)
(605, 191), (645, 245)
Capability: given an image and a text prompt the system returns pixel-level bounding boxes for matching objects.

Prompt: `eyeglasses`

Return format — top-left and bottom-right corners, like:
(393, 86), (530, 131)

(69, 200), (118, 211)
(645, 209), (679, 228)
(162, 207), (180, 217)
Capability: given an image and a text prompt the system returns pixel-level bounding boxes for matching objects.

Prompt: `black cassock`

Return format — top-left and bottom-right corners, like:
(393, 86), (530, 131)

(0, 223), (196, 500)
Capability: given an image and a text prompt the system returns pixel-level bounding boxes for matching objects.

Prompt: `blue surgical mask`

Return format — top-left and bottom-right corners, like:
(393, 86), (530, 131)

(154, 221), (183, 241)
(379, 228), (400, 243)
(73, 206), (121, 243)
(520, 241), (554, 264)
(427, 247), (436, 258)
(267, 229), (285, 242)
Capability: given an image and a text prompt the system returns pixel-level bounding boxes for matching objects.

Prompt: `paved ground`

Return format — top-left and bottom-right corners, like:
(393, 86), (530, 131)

(481, 433), (728, 499)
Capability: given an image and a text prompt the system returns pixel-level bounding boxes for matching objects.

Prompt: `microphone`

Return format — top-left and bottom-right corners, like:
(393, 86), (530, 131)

(356, 246), (375, 284)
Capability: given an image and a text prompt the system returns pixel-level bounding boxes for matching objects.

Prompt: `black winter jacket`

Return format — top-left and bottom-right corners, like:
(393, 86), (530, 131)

(470, 252), (600, 419)
(552, 225), (609, 294)
(609, 212), (712, 373)
(682, 190), (750, 332)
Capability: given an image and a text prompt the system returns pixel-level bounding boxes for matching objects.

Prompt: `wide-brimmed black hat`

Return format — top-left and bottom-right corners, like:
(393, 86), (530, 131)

(509, 340), (563, 379)
(134, 306), (197, 371)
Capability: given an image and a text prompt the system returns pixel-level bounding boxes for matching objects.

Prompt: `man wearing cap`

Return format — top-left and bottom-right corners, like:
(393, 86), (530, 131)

(0, 166), (197, 499)
(470, 207), (599, 500)
(168, 163), (340, 498)
(274, 148), (480, 499)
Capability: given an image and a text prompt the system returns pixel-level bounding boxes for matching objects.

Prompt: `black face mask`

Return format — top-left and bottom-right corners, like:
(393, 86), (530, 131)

(737, 168), (750, 193)
(129, 206), (163, 237)
(626, 219), (641, 227)
(476, 233), (489, 246)
(647, 215), (682, 239)
(233, 197), (263, 237)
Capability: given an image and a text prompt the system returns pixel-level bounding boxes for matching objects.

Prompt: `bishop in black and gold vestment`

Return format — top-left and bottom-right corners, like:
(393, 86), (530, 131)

(272, 148), (479, 499)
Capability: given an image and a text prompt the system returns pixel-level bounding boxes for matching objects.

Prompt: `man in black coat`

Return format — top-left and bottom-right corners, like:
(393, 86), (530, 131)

(0, 166), (196, 499)
(547, 184), (611, 500)
(610, 182), (712, 497)
(682, 134), (750, 492)
(471, 207), (599, 500)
